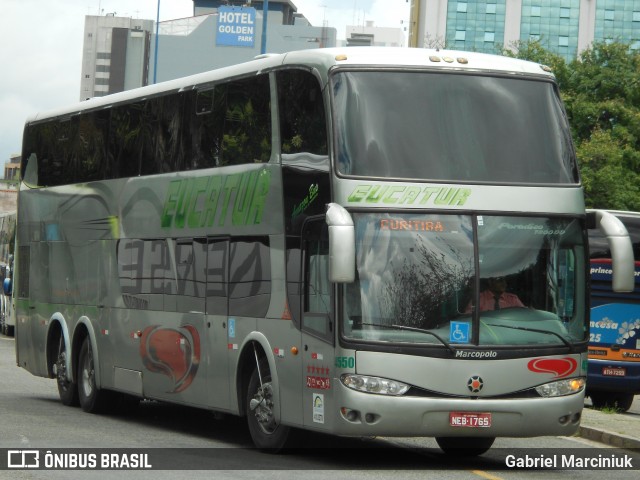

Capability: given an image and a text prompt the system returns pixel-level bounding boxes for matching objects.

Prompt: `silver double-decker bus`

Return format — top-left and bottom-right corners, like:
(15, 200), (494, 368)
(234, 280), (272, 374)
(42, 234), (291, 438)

(14, 48), (635, 455)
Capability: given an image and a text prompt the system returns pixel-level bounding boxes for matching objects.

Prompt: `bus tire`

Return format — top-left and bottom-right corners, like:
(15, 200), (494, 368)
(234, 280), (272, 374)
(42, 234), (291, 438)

(77, 337), (111, 413)
(435, 436), (495, 456)
(246, 359), (290, 451)
(590, 391), (634, 412)
(55, 335), (79, 407)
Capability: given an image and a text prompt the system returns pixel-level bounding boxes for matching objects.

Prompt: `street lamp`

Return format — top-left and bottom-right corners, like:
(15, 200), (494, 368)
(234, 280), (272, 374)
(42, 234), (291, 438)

(153, 0), (160, 84)
(261, 0), (269, 54)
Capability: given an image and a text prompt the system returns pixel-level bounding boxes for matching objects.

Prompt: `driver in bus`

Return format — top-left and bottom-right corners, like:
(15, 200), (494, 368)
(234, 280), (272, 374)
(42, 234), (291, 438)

(466, 276), (525, 312)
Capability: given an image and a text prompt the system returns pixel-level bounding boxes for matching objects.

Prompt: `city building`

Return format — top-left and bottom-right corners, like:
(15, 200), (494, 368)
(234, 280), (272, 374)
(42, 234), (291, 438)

(150, 1), (336, 83)
(80, 15), (154, 100)
(4, 155), (20, 182)
(345, 21), (406, 47)
(410, 0), (640, 61)
(79, 0), (336, 99)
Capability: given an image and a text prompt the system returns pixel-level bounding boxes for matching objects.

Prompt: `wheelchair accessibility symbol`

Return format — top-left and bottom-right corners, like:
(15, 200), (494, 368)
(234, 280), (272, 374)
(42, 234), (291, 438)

(450, 321), (470, 343)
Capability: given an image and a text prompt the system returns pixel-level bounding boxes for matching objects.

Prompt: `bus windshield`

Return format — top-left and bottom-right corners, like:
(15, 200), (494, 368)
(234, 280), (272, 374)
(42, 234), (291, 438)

(332, 70), (577, 184)
(342, 214), (587, 347)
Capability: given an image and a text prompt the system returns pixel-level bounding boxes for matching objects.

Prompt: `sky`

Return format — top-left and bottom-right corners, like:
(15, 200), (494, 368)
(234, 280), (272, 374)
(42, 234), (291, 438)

(0, 0), (409, 169)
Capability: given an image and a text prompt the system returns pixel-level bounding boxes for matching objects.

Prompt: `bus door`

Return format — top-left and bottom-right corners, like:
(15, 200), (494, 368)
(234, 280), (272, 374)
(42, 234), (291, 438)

(300, 220), (335, 429)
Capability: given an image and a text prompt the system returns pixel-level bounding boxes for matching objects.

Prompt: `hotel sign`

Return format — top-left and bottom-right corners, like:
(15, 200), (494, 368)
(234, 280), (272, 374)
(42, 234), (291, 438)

(216, 6), (256, 47)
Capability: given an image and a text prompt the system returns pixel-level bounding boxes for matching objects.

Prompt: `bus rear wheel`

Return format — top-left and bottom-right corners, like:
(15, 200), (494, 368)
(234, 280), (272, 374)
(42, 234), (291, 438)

(246, 359), (290, 451)
(55, 335), (79, 406)
(435, 436), (495, 456)
(77, 337), (111, 413)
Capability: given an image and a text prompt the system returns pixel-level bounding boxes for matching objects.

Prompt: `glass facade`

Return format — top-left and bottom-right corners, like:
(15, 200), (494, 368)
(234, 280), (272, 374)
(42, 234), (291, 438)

(520, 0), (581, 61)
(446, 0), (506, 53)
(594, 0), (640, 50)
(440, 0), (640, 60)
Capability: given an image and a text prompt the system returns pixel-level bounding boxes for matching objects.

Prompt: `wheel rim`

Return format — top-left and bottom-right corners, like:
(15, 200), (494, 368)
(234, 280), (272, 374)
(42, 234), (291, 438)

(55, 339), (72, 392)
(251, 382), (277, 435)
(56, 349), (69, 390)
(81, 345), (94, 398)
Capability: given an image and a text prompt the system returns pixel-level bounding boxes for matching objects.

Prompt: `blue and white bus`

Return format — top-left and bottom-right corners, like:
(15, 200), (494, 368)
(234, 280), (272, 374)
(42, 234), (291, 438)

(588, 210), (640, 411)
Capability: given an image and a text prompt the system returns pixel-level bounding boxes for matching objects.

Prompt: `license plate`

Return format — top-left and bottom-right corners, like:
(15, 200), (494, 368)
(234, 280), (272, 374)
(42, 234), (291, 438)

(602, 367), (626, 377)
(449, 412), (492, 428)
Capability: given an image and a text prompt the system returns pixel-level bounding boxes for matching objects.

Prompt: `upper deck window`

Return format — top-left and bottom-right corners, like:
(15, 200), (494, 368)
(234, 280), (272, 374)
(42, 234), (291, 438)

(331, 70), (578, 185)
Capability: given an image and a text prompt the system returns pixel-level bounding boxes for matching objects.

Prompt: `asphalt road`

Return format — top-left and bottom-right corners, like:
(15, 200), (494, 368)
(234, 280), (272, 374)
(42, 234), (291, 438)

(0, 334), (638, 479)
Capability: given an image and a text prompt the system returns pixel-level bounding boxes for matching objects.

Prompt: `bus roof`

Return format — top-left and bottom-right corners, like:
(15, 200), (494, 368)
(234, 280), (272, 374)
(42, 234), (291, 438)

(587, 209), (640, 219)
(282, 47), (555, 77)
(26, 47), (555, 124)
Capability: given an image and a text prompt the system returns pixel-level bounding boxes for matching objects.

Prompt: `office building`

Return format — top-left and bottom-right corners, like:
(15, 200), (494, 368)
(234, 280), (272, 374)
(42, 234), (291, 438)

(79, 0), (336, 99)
(345, 21), (406, 47)
(150, 1), (336, 83)
(4, 155), (20, 182)
(411, 0), (640, 61)
(80, 15), (154, 100)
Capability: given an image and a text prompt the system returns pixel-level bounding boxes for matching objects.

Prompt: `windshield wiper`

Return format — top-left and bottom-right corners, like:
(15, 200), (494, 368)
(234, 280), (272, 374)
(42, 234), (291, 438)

(484, 323), (574, 352)
(358, 323), (455, 354)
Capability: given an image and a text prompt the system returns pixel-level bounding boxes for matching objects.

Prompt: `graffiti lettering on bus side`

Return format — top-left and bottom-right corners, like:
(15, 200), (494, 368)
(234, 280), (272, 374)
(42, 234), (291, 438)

(161, 169), (271, 229)
(347, 185), (471, 207)
(292, 183), (319, 220)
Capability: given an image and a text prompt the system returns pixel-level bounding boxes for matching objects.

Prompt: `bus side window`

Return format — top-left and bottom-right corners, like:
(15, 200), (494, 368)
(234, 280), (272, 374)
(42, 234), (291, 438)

(172, 238), (206, 313)
(229, 237), (271, 317)
(42, 117), (78, 187)
(206, 238), (228, 316)
(109, 101), (146, 178)
(621, 216), (640, 261)
(188, 88), (223, 169)
(140, 93), (187, 175)
(556, 249), (576, 319)
(302, 220), (333, 343)
(219, 75), (272, 166)
(277, 69), (328, 156)
(77, 111), (109, 182)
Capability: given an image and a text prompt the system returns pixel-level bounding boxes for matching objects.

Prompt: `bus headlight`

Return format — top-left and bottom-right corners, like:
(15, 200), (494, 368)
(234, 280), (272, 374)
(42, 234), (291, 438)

(535, 377), (585, 397)
(340, 374), (410, 396)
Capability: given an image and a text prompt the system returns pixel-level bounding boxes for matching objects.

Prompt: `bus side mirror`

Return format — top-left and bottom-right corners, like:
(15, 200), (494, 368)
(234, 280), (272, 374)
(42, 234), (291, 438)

(326, 203), (355, 283)
(590, 209), (635, 292)
(3, 278), (11, 296)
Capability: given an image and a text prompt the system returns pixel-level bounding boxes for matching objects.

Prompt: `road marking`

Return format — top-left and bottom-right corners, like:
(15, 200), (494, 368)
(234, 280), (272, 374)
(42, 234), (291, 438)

(472, 470), (504, 480)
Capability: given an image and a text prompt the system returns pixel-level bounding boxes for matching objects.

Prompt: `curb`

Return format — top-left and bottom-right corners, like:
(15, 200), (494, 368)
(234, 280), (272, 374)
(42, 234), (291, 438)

(578, 425), (640, 450)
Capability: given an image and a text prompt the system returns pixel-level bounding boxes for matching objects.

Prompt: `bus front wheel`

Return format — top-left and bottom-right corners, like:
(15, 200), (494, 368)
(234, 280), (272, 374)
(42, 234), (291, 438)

(435, 436), (495, 456)
(246, 359), (290, 451)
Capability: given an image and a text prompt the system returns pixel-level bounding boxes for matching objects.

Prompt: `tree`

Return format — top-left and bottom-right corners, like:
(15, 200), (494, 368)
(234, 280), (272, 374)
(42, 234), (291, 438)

(563, 41), (640, 209)
(501, 40), (640, 210)
(576, 129), (640, 210)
